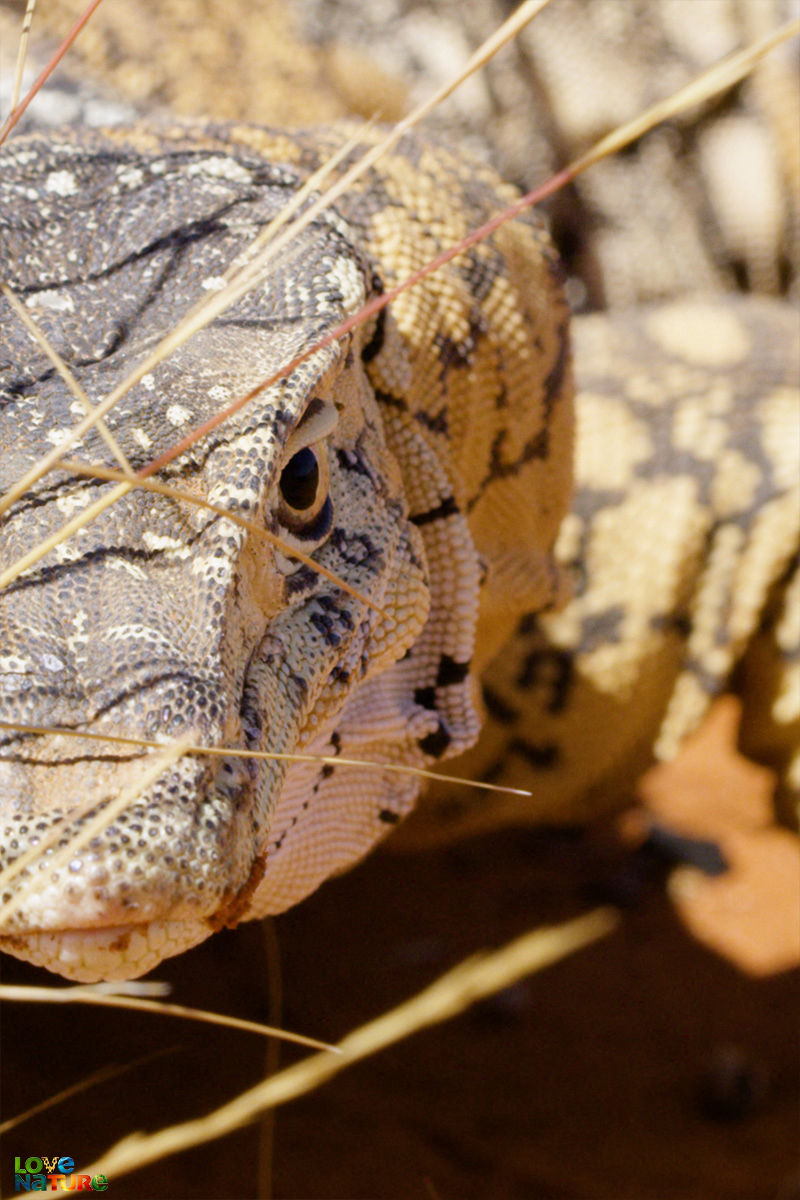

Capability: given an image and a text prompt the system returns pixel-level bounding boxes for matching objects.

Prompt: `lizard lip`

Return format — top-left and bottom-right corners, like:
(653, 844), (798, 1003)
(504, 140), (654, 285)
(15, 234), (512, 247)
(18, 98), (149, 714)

(0, 740), (267, 964)
(0, 770), (270, 981)
(0, 918), (214, 982)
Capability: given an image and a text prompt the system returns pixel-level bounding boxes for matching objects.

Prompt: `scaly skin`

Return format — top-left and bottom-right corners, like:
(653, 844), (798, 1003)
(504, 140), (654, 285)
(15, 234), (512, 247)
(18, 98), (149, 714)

(0, 122), (572, 980)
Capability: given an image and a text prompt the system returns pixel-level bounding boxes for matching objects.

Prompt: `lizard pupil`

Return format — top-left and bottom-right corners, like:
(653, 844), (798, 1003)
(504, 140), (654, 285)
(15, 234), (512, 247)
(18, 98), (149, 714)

(280, 447), (320, 511)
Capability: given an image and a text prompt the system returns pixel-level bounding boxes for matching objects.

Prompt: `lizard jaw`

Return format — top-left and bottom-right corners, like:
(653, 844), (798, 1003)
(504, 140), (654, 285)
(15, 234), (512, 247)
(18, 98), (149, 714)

(0, 817), (270, 982)
(0, 919), (213, 982)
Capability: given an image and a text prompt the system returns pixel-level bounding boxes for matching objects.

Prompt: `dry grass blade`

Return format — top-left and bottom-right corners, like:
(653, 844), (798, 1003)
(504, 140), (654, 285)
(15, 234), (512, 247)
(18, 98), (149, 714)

(7, 0), (37, 116)
(56, 459), (384, 614)
(0, 455), (383, 616)
(569, 16), (800, 175)
(0, 1053), (175, 1135)
(80, 908), (618, 1183)
(0, 477), (131, 589)
(0, 0), (107, 144)
(0, 282), (133, 472)
(0, 737), (191, 924)
(0, 983), (339, 1053)
(0, 720), (533, 798)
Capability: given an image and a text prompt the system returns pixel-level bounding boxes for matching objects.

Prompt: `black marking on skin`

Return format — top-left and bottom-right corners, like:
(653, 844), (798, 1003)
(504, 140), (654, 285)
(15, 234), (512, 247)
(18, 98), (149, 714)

(329, 527), (384, 569)
(479, 319), (571, 490)
(515, 647), (574, 715)
(414, 686), (437, 711)
(336, 445), (372, 477)
(516, 612), (538, 637)
(434, 330), (474, 373)
(410, 496), (459, 527)
(486, 423), (546, 485)
(454, 246), (505, 305)
(419, 722), (452, 757)
(508, 737), (560, 770)
(650, 611), (692, 638)
(415, 407), (448, 435)
(8, 212), (234, 299)
(0, 750), (141, 769)
(373, 385), (408, 413)
(0, 474), (112, 518)
(335, 428), (384, 491)
(378, 809), (400, 825)
(361, 306), (386, 363)
(309, 612), (342, 647)
(481, 684), (519, 726)
(542, 321), (570, 422)
(296, 396), (327, 429)
(285, 565), (319, 597)
(316, 594), (354, 629)
(436, 655), (470, 687)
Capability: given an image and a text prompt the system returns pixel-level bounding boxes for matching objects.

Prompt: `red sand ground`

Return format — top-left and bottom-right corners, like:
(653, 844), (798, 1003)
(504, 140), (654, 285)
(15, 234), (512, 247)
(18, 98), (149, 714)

(2, 697), (798, 1199)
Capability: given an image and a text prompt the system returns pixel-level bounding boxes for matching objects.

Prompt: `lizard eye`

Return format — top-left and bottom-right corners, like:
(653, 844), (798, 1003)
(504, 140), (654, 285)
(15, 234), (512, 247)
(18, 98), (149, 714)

(280, 447), (319, 511)
(276, 442), (331, 538)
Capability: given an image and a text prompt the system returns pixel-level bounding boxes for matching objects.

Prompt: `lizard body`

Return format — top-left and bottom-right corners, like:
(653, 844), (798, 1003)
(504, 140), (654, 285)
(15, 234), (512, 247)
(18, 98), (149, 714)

(0, 14), (798, 984)
(409, 295), (800, 839)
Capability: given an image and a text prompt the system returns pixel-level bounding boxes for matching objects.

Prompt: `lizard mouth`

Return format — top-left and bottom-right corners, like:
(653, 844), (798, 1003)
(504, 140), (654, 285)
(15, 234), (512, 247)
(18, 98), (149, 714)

(0, 919), (214, 982)
(0, 724), (274, 981)
(0, 815), (270, 982)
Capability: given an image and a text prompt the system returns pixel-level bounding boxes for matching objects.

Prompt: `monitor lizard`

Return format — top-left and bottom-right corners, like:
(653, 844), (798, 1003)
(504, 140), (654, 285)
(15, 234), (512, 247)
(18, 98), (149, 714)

(0, 12), (798, 984)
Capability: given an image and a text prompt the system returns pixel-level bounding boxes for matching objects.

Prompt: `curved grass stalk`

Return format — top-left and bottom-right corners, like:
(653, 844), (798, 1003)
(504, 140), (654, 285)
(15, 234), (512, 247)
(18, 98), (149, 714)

(79, 908), (618, 1185)
(0, 983), (339, 1053)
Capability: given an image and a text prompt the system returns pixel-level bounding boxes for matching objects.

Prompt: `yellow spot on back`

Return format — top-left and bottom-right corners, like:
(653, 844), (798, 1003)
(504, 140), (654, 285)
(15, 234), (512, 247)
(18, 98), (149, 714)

(646, 303), (750, 367)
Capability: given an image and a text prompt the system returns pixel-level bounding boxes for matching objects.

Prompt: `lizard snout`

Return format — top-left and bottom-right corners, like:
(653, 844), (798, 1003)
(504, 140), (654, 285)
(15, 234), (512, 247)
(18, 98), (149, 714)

(0, 688), (267, 980)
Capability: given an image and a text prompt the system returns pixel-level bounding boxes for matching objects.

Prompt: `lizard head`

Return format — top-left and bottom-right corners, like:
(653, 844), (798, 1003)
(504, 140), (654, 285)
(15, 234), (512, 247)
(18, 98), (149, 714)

(0, 125), (572, 981)
(0, 128), (482, 980)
